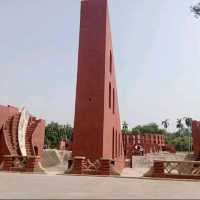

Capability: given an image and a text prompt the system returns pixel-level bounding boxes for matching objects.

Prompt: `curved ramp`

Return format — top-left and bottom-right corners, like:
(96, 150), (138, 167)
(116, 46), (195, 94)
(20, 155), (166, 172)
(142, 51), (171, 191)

(40, 149), (72, 174)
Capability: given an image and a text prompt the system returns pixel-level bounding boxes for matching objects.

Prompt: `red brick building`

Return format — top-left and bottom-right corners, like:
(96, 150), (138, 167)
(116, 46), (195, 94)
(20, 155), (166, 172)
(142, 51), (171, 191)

(122, 133), (165, 158)
(0, 105), (45, 172)
(72, 0), (124, 175)
(192, 120), (200, 160)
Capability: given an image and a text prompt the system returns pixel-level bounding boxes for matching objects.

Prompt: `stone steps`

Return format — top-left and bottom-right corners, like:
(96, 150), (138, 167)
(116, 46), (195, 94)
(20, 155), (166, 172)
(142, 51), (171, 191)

(25, 117), (38, 156)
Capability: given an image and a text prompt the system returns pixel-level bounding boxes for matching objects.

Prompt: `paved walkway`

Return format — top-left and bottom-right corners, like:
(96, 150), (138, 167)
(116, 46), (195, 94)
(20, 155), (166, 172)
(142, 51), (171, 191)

(121, 167), (149, 177)
(0, 172), (200, 199)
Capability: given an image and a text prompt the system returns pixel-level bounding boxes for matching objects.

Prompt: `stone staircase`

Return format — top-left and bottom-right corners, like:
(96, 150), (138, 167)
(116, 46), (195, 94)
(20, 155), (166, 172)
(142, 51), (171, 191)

(25, 117), (38, 156)
(11, 114), (21, 155)
(1, 110), (44, 172)
(3, 115), (20, 155)
(3, 117), (14, 155)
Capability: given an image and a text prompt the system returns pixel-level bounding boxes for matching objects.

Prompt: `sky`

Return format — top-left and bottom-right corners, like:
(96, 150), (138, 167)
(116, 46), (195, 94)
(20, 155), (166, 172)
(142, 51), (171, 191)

(0, 0), (200, 131)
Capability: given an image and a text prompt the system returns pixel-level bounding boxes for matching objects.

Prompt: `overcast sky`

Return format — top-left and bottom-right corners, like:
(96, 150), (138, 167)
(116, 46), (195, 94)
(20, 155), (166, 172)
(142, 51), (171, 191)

(0, 0), (200, 131)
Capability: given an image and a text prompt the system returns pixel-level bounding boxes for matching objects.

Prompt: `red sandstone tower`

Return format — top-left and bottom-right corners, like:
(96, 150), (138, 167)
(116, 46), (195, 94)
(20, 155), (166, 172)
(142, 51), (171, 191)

(72, 0), (124, 175)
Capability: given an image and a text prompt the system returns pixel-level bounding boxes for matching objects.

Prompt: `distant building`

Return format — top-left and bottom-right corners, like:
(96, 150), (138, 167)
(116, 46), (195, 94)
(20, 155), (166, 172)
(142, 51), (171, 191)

(122, 132), (166, 158)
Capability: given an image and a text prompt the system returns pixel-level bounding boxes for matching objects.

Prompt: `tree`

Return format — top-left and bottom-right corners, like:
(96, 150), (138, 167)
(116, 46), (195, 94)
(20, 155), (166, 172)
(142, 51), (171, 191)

(141, 123), (159, 133)
(166, 128), (191, 152)
(132, 125), (142, 134)
(183, 117), (192, 152)
(131, 123), (166, 135)
(184, 117), (192, 129)
(191, 2), (200, 18)
(45, 122), (73, 149)
(162, 119), (170, 130)
(122, 121), (129, 133)
(176, 118), (184, 135)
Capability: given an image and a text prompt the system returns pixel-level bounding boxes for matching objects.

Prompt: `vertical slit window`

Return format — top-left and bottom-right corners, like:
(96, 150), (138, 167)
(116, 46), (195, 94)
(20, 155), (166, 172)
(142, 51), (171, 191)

(115, 131), (117, 158)
(118, 134), (120, 156)
(109, 82), (111, 108)
(110, 50), (112, 74)
(119, 135), (121, 156)
(112, 128), (114, 159)
(113, 88), (115, 114)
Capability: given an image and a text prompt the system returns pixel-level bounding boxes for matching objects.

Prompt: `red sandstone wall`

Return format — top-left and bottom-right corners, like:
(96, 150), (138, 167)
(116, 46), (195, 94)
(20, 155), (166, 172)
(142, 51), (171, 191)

(103, 0), (124, 170)
(73, 0), (106, 158)
(32, 119), (45, 157)
(164, 144), (176, 153)
(122, 133), (165, 157)
(0, 132), (9, 161)
(0, 105), (19, 159)
(0, 105), (18, 129)
(192, 121), (200, 158)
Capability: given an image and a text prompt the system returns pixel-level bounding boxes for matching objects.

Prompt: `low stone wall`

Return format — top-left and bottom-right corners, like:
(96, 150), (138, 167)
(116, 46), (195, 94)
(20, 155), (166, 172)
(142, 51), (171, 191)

(1, 155), (41, 172)
(151, 160), (200, 179)
(71, 157), (121, 176)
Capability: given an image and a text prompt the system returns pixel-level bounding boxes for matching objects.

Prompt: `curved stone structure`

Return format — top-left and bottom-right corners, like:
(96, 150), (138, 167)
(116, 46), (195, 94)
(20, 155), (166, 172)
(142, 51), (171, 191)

(0, 105), (45, 172)
(18, 108), (30, 156)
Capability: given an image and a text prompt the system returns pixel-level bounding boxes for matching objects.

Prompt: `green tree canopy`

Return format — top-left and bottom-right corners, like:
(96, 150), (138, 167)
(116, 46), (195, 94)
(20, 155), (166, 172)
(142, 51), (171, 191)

(166, 128), (191, 152)
(45, 122), (73, 149)
(191, 2), (200, 18)
(131, 123), (166, 135)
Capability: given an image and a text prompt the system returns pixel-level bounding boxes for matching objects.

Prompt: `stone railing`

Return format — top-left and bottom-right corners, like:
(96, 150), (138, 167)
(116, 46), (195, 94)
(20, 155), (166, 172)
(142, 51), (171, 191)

(152, 160), (200, 179)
